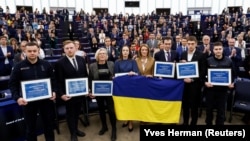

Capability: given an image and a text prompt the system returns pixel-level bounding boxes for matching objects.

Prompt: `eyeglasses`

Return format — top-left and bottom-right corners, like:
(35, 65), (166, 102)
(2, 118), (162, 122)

(98, 53), (106, 55)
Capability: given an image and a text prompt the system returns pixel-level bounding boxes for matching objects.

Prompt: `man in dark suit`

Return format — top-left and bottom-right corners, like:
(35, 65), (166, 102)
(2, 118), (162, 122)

(192, 21), (202, 41)
(103, 37), (118, 62)
(176, 37), (188, 59)
(118, 33), (130, 49)
(154, 36), (179, 63)
(13, 40), (27, 66)
(68, 22), (74, 40)
(130, 43), (138, 60)
(55, 40), (88, 141)
(62, 8), (69, 21)
(197, 35), (214, 58)
(171, 35), (182, 50)
(180, 36), (206, 125)
(15, 29), (25, 44)
(223, 38), (242, 74)
(0, 36), (14, 76)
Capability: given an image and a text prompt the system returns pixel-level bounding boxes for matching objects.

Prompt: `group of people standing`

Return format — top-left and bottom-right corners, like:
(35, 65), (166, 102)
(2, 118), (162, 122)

(7, 33), (240, 141)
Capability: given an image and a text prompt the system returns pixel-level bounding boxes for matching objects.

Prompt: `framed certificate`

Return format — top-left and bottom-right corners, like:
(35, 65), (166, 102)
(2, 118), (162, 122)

(21, 78), (52, 102)
(154, 61), (175, 78)
(208, 69), (231, 86)
(92, 81), (113, 96)
(176, 61), (199, 79)
(65, 78), (88, 97)
(115, 72), (129, 77)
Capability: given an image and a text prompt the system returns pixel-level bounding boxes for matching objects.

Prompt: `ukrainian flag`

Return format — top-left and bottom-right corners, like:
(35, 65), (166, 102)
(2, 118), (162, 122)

(113, 75), (184, 123)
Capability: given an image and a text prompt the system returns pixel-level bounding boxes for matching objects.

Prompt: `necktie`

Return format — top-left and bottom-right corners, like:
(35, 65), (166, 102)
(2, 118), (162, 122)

(166, 52), (171, 61)
(72, 58), (78, 71)
(107, 47), (111, 55)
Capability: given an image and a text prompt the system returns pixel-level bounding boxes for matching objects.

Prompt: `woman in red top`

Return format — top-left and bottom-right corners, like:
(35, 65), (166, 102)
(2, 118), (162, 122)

(143, 28), (149, 43)
(133, 38), (140, 51)
(75, 13), (81, 22)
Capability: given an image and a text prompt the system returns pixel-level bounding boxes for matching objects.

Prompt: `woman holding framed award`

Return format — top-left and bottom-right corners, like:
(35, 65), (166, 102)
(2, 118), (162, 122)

(114, 45), (139, 132)
(88, 48), (117, 141)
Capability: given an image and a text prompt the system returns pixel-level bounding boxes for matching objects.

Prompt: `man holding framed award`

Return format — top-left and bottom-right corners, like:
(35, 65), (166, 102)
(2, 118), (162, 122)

(204, 41), (236, 125)
(55, 40), (89, 141)
(9, 42), (57, 141)
(154, 36), (179, 79)
(179, 36), (206, 125)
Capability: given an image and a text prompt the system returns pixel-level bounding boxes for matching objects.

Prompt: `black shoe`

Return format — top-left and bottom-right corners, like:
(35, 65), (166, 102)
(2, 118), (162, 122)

(99, 127), (108, 135)
(111, 130), (117, 141)
(71, 135), (78, 141)
(122, 122), (128, 127)
(76, 130), (86, 137)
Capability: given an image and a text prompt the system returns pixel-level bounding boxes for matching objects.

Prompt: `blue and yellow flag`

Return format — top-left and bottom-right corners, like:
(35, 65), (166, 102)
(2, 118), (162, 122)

(113, 75), (184, 123)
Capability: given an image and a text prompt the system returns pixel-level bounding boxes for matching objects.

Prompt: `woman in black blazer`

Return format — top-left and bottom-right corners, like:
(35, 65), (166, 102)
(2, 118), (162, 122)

(88, 48), (117, 141)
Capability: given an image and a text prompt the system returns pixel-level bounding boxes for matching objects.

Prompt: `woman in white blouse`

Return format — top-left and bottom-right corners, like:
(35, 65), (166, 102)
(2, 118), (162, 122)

(98, 29), (106, 44)
(235, 34), (246, 60)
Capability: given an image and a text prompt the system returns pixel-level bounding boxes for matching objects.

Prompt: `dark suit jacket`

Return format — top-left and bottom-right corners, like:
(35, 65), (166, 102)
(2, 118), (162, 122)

(118, 39), (130, 48)
(180, 50), (206, 106)
(68, 26), (74, 40)
(197, 44), (214, 58)
(55, 55), (88, 98)
(102, 46), (118, 62)
(0, 46), (14, 71)
(154, 49), (179, 79)
(154, 49), (179, 62)
(223, 46), (242, 73)
(88, 61), (114, 89)
(176, 45), (187, 59)
(13, 52), (25, 66)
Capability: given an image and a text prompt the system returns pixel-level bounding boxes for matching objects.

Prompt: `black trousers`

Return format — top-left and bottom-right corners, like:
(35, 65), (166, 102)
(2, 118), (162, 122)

(65, 97), (83, 136)
(0, 64), (12, 76)
(23, 100), (55, 141)
(96, 96), (116, 130)
(205, 88), (228, 125)
(182, 83), (201, 125)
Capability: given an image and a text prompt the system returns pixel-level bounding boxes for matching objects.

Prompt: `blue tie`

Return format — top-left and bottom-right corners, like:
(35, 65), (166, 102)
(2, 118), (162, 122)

(167, 52), (171, 62)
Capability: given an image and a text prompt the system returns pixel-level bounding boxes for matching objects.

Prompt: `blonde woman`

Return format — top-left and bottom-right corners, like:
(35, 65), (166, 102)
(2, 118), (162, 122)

(88, 48), (117, 141)
(135, 44), (155, 77)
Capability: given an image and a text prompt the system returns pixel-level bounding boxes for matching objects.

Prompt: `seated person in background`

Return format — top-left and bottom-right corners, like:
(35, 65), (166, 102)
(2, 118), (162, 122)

(91, 37), (98, 53)
(48, 32), (57, 49)
(74, 40), (86, 59)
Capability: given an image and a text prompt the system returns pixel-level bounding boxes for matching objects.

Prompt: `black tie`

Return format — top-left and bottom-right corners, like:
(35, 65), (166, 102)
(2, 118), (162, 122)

(72, 58), (78, 71)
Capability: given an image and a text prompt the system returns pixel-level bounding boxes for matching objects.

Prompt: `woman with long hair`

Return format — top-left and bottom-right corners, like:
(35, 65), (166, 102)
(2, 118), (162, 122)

(9, 38), (19, 54)
(135, 44), (155, 77)
(114, 45), (139, 132)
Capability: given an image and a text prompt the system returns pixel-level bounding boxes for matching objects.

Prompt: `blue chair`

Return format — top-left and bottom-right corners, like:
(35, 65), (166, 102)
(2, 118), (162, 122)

(229, 79), (250, 122)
